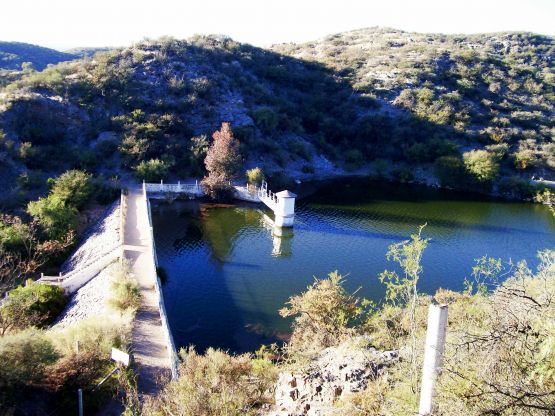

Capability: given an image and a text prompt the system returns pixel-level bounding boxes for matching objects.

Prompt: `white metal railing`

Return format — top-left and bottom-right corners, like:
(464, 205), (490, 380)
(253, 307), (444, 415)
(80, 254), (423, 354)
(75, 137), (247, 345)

(143, 183), (179, 379)
(143, 180), (205, 196)
(258, 180), (279, 209)
(38, 245), (120, 292)
(233, 184), (261, 202)
(120, 190), (126, 245)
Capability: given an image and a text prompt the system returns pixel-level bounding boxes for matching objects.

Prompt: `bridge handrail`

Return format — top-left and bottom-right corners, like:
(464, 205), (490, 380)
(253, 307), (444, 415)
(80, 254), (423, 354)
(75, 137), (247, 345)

(39, 243), (121, 283)
(143, 183), (180, 379)
(144, 181), (204, 195)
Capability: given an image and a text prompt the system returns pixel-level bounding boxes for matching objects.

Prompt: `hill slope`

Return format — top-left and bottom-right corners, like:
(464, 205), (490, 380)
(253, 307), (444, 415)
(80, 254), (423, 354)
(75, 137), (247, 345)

(0, 41), (77, 71)
(0, 29), (553, 209)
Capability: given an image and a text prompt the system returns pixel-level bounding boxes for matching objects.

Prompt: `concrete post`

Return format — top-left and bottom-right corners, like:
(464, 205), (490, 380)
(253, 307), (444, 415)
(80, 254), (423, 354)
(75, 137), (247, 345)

(274, 190), (296, 227)
(78, 388), (83, 416)
(419, 304), (448, 415)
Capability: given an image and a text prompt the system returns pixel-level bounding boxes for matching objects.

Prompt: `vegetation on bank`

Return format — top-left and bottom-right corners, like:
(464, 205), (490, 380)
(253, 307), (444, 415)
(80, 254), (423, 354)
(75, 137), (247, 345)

(0, 261), (140, 414)
(0, 29), (553, 211)
(137, 227), (554, 415)
(0, 168), (117, 296)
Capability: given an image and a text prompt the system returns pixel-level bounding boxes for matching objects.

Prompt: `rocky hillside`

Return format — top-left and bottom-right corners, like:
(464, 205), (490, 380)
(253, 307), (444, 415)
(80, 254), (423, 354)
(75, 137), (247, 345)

(275, 28), (554, 169)
(0, 29), (553, 209)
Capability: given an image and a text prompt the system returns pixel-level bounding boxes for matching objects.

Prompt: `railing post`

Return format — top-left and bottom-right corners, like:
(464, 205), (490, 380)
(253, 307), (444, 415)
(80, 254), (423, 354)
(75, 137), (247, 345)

(419, 304), (448, 415)
(78, 388), (83, 416)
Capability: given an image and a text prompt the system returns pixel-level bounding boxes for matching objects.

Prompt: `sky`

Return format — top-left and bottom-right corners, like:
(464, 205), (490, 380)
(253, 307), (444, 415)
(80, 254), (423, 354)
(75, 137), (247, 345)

(1, 0), (553, 50)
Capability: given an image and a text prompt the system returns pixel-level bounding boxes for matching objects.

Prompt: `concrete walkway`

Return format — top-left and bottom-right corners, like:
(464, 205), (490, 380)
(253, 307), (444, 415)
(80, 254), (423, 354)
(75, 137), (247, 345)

(124, 188), (171, 396)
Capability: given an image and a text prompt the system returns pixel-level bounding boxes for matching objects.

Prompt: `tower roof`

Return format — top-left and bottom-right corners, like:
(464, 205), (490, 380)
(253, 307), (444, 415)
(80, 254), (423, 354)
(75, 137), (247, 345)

(276, 190), (297, 198)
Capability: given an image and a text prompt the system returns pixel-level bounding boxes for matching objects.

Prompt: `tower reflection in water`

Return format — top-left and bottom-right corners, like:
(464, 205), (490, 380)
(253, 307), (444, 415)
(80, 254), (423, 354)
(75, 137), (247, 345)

(262, 213), (294, 257)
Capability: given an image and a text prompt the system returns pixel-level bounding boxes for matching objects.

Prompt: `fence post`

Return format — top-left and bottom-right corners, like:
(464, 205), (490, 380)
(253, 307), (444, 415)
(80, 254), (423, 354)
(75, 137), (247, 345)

(78, 388), (83, 416)
(418, 304), (448, 415)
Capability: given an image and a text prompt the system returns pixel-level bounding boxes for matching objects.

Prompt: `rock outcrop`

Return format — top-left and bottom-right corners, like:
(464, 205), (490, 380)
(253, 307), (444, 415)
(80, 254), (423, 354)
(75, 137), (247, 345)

(269, 340), (397, 416)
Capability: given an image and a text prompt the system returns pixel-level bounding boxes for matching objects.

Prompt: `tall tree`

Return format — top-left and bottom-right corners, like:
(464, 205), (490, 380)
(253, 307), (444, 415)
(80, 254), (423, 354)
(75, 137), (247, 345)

(201, 122), (242, 199)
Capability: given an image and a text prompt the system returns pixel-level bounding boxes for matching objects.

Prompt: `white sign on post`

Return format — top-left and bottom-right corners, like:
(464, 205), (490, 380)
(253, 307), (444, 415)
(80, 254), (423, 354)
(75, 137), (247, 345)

(111, 347), (130, 367)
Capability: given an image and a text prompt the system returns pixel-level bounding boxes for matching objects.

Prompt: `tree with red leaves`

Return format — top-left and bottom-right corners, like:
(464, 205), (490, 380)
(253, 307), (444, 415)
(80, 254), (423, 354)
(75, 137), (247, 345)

(201, 122), (242, 199)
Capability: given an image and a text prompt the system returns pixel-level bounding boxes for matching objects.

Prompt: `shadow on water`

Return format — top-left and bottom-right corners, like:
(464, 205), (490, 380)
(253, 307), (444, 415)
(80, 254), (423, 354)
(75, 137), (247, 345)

(152, 200), (287, 352)
(150, 181), (555, 354)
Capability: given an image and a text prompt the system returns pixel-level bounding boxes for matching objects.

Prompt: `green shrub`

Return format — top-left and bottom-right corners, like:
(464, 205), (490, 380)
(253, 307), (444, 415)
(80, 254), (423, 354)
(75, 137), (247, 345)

(145, 347), (276, 415)
(49, 315), (132, 357)
(106, 263), (141, 313)
(50, 170), (93, 208)
(463, 149), (500, 182)
(289, 140), (311, 161)
(345, 149), (364, 167)
(134, 158), (170, 181)
(434, 156), (467, 187)
(16, 171), (42, 190)
(0, 328), (58, 387)
(251, 107), (279, 135)
(497, 176), (535, 199)
(1, 282), (66, 333)
(0, 215), (30, 251)
(301, 164), (315, 174)
(280, 271), (366, 358)
(245, 167), (264, 186)
(27, 195), (78, 240)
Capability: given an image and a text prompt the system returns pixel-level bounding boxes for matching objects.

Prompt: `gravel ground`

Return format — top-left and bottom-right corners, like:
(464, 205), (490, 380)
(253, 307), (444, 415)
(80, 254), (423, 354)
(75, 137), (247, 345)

(53, 200), (122, 328)
(53, 265), (115, 329)
(61, 201), (121, 274)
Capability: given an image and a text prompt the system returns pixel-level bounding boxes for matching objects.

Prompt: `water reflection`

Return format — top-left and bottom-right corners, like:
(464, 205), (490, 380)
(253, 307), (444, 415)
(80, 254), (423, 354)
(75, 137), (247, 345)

(262, 213), (295, 257)
(151, 179), (555, 353)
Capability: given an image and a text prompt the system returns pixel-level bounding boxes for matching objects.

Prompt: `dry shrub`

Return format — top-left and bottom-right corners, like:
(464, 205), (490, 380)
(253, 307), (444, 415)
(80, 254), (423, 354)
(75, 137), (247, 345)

(0, 328), (58, 387)
(41, 350), (115, 413)
(279, 271), (366, 360)
(106, 261), (141, 313)
(144, 347), (276, 416)
(49, 313), (133, 356)
(436, 252), (555, 415)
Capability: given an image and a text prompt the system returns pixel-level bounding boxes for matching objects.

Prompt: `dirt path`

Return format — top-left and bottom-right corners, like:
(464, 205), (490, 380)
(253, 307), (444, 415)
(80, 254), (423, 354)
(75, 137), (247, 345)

(124, 188), (171, 396)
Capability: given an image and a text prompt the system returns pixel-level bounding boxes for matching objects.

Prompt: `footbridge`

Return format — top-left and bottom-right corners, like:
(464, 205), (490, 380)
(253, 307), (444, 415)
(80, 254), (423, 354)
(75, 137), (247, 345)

(143, 179), (297, 227)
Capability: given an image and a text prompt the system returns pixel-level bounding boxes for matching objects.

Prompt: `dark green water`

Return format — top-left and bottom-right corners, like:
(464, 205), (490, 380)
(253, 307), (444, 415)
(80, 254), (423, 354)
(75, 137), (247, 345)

(152, 179), (555, 353)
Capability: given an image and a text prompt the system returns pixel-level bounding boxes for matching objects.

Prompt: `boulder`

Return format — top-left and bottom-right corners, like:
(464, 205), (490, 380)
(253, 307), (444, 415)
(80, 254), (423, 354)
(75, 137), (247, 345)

(269, 339), (397, 416)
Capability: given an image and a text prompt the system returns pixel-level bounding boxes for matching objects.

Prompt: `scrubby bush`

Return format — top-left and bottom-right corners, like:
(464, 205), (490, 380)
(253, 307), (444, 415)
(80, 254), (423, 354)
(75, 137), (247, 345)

(345, 148), (364, 168)
(0, 328), (58, 387)
(280, 271), (367, 358)
(106, 262), (141, 313)
(134, 158), (170, 182)
(0, 282), (66, 334)
(49, 170), (93, 208)
(189, 134), (209, 175)
(27, 195), (78, 240)
(463, 149), (499, 182)
(245, 167), (264, 186)
(16, 171), (42, 190)
(434, 156), (467, 187)
(497, 176), (535, 199)
(144, 347), (276, 415)
(392, 166), (414, 183)
(42, 350), (114, 414)
(251, 107), (279, 135)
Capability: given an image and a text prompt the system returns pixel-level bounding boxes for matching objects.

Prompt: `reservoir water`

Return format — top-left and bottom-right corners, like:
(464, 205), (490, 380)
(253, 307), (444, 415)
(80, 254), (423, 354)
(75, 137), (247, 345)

(151, 179), (555, 353)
